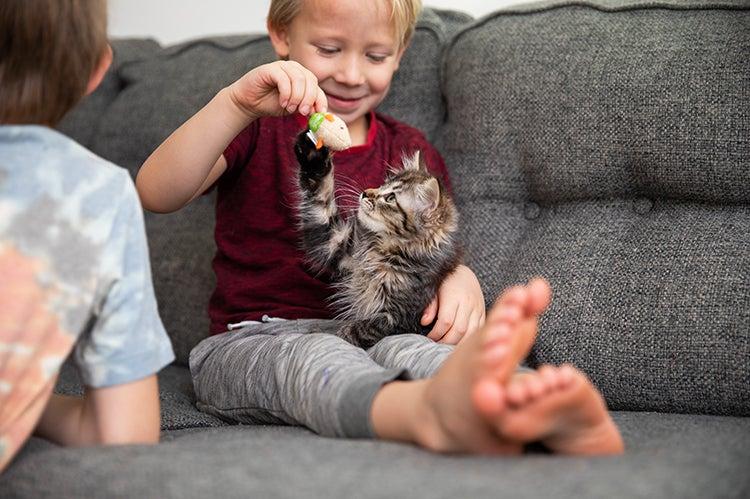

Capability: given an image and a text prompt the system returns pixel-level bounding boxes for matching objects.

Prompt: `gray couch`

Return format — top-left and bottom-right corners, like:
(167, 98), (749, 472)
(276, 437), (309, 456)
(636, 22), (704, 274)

(3, 1), (749, 497)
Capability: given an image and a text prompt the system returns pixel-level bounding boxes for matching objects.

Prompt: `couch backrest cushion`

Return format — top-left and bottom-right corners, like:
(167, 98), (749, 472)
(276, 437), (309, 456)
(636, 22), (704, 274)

(441, 0), (749, 415)
(59, 8), (471, 364)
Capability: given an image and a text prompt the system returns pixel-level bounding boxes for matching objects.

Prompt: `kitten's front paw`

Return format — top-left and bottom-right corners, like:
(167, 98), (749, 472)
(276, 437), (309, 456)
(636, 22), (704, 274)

(295, 130), (332, 180)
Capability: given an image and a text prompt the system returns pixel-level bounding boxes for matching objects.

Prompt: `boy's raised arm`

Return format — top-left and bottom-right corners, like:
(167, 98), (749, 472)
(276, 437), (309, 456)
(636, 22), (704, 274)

(136, 61), (327, 213)
(136, 88), (246, 213)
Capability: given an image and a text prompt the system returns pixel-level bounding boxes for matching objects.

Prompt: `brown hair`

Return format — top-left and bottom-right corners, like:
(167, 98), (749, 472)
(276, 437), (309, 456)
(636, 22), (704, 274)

(268, 0), (422, 49)
(0, 0), (108, 125)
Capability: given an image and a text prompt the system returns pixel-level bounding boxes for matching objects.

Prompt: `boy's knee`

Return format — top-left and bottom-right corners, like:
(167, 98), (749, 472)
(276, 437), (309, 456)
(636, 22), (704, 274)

(369, 333), (433, 352)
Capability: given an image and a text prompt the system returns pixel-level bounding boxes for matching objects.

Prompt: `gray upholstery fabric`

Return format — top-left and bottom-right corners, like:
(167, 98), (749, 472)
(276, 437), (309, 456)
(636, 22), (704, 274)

(441, 2), (750, 415)
(3, 412), (749, 498)
(21, 1), (746, 497)
(378, 8), (472, 139)
(57, 39), (161, 150)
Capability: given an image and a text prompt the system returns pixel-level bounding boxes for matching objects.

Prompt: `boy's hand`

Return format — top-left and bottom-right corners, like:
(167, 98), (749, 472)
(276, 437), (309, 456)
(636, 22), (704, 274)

(227, 61), (328, 120)
(421, 265), (485, 345)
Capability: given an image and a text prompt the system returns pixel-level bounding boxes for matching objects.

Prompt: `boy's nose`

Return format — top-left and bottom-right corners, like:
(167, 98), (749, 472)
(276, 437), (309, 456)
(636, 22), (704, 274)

(336, 55), (365, 86)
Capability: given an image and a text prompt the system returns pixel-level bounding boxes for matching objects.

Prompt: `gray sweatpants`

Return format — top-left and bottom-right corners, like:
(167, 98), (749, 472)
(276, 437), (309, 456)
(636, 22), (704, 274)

(189, 319), (453, 439)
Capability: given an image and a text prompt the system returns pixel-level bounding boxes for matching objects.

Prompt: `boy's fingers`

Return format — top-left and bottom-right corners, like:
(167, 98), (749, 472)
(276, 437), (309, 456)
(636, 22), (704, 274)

(267, 64), (292, 109)
(427, 302), (458, 341)
(421, 297), (438, 326)
(280, 62), (306, 113)
(439, 309), (469, 344)
(315, 87), (328, 113)
(465, 310), (483, 339)
(299, 72), (319, 116)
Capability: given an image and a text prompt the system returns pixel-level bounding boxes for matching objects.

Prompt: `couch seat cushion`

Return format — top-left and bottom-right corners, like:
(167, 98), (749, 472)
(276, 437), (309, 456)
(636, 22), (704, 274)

(3, 411), (748, 498)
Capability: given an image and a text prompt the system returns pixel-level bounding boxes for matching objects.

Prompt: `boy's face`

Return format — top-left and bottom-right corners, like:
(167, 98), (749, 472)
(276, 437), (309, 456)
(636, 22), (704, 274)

(269, 0), (405, 128)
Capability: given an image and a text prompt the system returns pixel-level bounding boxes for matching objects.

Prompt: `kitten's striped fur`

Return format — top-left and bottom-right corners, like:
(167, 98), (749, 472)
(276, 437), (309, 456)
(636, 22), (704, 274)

(294, 131), (462, 349)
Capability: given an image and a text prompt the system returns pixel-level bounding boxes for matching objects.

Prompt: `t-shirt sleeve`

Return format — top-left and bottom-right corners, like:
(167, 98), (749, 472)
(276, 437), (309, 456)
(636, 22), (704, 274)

(223, 120), (261, 172)
(73, 175), (175, 388)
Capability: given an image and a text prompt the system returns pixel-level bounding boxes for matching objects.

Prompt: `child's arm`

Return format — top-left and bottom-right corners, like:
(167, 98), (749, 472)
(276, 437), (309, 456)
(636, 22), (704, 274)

(34, 375), (160, 445)
(420, 264), (485, 344)
(136, 61), (327, 213)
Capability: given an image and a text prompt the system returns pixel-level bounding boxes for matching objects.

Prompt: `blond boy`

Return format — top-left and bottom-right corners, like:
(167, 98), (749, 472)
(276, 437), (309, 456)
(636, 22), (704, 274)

(137, 0), (622, 454)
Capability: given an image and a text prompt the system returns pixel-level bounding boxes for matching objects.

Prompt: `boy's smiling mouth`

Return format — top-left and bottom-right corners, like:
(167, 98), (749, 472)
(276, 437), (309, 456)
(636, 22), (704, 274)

(325, 91), (366, 111)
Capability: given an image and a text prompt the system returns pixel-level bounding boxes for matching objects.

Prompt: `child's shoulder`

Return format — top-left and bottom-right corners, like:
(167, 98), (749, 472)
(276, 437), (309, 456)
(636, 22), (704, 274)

(0, 125), (139, 233)
(1, 125), (132, 192)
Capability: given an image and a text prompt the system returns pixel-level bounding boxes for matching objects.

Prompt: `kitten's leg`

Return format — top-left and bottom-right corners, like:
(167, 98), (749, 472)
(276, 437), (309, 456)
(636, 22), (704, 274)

(294, 131), (352, 273)
(337, 318), (393, 350)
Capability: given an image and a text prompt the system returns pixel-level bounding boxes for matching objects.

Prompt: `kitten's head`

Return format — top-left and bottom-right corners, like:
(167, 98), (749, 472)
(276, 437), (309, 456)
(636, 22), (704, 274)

(357, 151), (457, 243)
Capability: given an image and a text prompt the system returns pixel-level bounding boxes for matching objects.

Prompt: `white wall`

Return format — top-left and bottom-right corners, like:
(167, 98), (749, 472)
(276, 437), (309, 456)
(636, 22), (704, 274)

(108, 0), (531, 45)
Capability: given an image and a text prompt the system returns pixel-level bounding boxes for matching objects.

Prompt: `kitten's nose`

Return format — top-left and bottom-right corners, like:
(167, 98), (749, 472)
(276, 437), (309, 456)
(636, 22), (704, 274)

(363, 189), (377, 199)
(360, 190), (375, 210)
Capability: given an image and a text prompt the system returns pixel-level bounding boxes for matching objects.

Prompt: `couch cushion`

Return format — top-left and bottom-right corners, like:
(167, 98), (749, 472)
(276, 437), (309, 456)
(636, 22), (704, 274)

(57, 39), (161, 149)
(3, 412), (749, 498)
(440, 0), (749, 415)
(62, 8), (471, 364)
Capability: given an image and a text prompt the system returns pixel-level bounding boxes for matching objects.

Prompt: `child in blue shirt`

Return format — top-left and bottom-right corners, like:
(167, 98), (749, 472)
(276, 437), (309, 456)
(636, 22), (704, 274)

(0, 0), (174, 472)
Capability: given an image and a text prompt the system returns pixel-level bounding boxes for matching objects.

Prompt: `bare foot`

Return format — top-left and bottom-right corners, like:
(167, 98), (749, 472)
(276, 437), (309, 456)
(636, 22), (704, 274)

(376, 279), (551, 453)
(498, 364), (624, 455)
(471, 278), (552, 418)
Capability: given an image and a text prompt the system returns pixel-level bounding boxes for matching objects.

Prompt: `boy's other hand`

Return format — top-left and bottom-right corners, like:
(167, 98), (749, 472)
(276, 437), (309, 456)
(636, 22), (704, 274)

(228, 61), (327, 120)
(421, 265), (486, 345)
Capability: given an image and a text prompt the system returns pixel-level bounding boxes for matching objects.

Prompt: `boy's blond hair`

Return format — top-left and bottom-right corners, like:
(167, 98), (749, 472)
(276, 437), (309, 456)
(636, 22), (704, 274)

(0, 0), (108, 126)
(268, 0), (422, 49)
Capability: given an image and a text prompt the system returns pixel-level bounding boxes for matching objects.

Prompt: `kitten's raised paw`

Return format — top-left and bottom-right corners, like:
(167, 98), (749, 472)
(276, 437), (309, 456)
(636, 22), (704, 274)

(295, 130), (332, 179)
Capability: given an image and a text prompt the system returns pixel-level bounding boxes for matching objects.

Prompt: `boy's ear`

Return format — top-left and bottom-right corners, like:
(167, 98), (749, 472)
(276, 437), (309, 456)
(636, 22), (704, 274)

(267, 20), (291, 59)
(86, 44), (113, 96)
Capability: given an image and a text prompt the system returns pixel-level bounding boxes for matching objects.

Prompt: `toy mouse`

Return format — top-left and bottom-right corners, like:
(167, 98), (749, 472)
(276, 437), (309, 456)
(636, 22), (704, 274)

(306, 112), (351, 151)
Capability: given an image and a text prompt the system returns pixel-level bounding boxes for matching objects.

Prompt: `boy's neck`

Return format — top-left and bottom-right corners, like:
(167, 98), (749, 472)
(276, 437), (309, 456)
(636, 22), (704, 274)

(347, 113), (371, 147)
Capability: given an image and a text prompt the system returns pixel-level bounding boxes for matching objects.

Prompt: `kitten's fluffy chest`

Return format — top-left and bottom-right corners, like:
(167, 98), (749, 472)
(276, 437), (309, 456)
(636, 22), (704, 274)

(336, 244), (418, 319)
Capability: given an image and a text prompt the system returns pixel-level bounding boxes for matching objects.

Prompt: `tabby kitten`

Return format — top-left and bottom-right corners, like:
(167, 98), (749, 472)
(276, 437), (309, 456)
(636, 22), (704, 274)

(294, 131), (462, 349)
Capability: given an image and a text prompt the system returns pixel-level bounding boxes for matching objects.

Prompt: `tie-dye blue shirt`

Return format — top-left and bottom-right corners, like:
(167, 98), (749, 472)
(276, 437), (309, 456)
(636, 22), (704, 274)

(0, 125), (174, 387)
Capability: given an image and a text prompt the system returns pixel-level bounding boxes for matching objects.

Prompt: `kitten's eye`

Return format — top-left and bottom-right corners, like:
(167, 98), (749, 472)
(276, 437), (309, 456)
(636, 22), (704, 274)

(384, 193), (396, 203)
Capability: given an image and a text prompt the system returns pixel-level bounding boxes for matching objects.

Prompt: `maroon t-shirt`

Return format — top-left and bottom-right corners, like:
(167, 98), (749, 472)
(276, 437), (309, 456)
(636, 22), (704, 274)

(209, 111), (451, 334)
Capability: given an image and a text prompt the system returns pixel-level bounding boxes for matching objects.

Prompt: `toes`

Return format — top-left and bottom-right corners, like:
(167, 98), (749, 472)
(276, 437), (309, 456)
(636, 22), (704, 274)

(507, 369), (555, 407)
(526, 278), (552, 316)
(487, 302), (523, 329)
(498, 285), (528, 309)
(487, 286), (527, 322)
(538, 364), (559, 390)
(526, 376), (546, 399)
(558, 364), (578, 387)
(506, 380), (529, 406)
(472, 378), (506, 417)
(483, 321), (511, 346)
(481, 343), (511, 374)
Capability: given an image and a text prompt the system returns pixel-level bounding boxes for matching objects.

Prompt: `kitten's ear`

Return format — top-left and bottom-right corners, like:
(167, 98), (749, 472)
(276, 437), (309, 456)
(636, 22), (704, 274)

(403, 151), (421, 171)
(418, 151), (429, 172)
(418, 177), (440, 212)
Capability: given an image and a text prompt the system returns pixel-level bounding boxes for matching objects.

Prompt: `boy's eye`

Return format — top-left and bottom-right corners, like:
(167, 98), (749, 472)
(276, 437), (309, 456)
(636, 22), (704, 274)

(367, 54), (387, 63)
(316, 46), (339, 56)
(384, 193), (396, 203)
